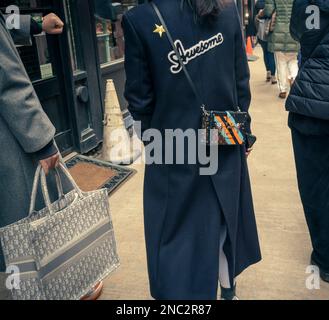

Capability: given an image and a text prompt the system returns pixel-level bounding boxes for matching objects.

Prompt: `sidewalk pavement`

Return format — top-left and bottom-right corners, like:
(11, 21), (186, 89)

(100, 46), (329, 300)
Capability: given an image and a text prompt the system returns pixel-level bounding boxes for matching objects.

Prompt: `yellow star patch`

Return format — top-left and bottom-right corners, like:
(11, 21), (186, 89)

(153, 24), (166, 38)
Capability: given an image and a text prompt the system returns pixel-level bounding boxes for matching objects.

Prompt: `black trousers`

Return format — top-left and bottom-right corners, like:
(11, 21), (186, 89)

(291, 129), (329, 272)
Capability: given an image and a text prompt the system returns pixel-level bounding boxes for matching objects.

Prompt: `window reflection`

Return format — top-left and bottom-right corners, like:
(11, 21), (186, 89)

(17, 13), (55, 81)
(95, 1), (144, 65)
(1, 1), (55, 81)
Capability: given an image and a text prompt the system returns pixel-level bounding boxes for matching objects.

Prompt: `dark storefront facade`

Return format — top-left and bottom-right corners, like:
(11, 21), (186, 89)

(1, 0), (252, 157)
(1, 0), (144, 156)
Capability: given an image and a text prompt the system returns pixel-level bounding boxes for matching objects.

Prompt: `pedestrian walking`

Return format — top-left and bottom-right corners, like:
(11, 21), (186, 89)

(0, 12), (103, 301)
(0, 12), (62, 300)
(123, 0), (261, 300)
(255, 0), (277, 84)
(264, 0), (299, 99)
(286, 0), (329, 283)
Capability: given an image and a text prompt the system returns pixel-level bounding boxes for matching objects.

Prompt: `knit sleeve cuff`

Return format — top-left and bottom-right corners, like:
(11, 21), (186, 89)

(34, 141), (58, 160)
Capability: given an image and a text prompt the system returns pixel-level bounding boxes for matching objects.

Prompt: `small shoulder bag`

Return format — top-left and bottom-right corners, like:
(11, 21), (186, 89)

(150, 1), (250, 146)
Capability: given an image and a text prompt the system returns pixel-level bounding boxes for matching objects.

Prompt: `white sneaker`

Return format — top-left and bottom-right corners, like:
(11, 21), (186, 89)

(271, 75), (278, 85)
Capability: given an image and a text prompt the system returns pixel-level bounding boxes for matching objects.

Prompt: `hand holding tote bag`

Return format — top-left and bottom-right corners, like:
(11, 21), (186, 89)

(0, 163), (120, 300)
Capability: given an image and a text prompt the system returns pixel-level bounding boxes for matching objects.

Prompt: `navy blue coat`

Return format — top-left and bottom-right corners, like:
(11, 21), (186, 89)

(287, 0), (329, 128)
(123, 0), (261, 300)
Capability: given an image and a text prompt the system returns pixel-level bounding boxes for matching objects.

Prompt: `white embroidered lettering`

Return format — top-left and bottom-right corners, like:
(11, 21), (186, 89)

(168, 33), (224, 74)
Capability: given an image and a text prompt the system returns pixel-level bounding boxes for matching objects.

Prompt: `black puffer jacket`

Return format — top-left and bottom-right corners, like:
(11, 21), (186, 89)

(286, 0), (329, 123)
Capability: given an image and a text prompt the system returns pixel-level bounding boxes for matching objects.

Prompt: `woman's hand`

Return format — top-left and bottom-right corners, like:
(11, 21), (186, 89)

(246, 148), (253, 158)
(258, 9), (265, 18)
(39, 153), (60, 175)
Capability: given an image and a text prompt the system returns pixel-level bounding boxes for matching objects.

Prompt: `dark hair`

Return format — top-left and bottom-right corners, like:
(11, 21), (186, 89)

(182, 0), (228, 21)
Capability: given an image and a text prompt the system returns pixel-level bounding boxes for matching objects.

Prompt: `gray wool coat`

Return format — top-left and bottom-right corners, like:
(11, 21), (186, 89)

(0, 14), (57, 271)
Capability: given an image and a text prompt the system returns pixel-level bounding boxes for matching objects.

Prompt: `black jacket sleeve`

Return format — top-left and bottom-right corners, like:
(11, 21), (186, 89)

(34, 141), (58, 160)
(30, 17), (43, 35)
(122, 13), (155, 137)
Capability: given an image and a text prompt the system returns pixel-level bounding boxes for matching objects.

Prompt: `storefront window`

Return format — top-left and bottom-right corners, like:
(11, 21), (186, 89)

(19, 19), (55, 81)
(32, 28), (54, 80)
(1, 1), (55, 82)
(95, 0), (144, 65)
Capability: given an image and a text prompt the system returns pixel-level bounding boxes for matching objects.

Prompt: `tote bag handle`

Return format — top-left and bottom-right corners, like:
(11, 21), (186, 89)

(29, 162), (84, 216)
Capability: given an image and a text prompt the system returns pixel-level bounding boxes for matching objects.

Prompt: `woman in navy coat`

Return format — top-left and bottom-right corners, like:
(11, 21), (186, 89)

(122, 0), (261, 300)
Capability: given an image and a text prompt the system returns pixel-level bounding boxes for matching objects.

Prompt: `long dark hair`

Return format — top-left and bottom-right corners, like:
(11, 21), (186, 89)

(182, 0), (229, 21)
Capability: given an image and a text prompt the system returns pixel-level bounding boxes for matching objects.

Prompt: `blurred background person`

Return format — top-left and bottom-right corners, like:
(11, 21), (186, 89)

(264, 0), (299, 99)
(255, 0), (277, 84)
(286, 0), (329, 283)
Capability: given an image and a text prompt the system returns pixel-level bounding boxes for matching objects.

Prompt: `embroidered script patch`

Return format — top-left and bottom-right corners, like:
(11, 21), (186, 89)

(168, 33), (224, 74)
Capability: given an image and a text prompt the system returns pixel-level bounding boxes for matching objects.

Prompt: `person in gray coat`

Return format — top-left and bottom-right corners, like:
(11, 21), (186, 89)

(0, 12), (64, 299)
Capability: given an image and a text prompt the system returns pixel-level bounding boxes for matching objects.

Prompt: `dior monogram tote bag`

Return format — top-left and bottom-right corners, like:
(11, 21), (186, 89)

(0, 163), (120, 300)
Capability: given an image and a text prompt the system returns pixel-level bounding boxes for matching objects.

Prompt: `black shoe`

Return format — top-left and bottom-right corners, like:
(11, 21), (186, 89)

(310, 258), (329, 283)
(220, 285), (239, 300)
(279, 92), (287, 99)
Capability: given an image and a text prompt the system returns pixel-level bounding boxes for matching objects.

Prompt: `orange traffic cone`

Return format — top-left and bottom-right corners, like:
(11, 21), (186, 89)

(246, 37), (253, 56)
